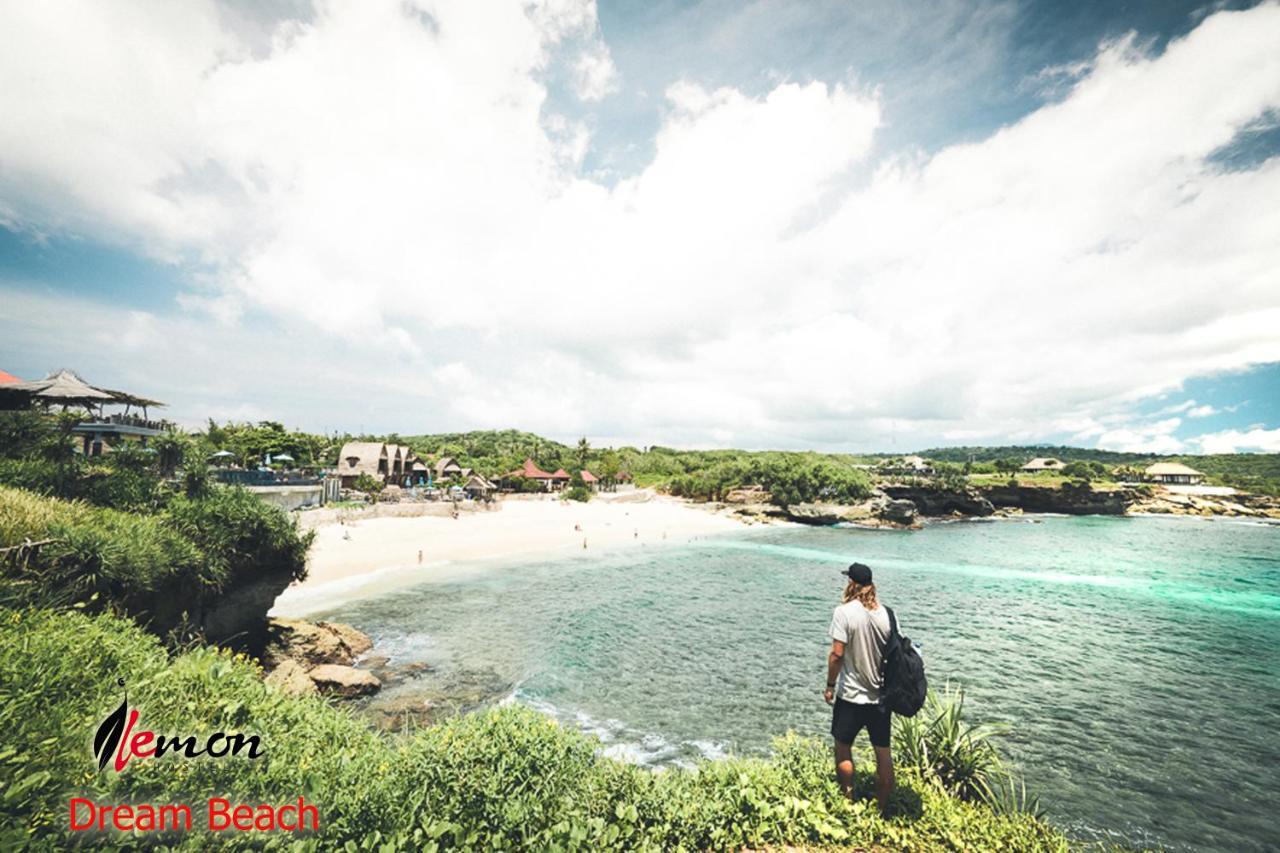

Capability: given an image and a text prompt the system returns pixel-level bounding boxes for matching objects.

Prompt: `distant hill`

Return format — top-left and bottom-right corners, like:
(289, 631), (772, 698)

(350, 430), (1280, 495)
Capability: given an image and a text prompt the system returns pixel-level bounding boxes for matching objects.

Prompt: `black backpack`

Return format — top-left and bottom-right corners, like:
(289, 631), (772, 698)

(879, 606), (927, 717)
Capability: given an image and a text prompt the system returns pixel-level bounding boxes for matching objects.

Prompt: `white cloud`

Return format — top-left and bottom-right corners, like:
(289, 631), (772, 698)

(1186, 404), (1219, 418)
(1096, 418), (1185, 454)
(1193, 427), (1280, 454)
(2, 1), (1280, 447)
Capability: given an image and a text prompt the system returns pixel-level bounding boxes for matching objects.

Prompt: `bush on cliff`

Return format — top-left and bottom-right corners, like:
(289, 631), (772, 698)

(0, 607), (1071, 851)
(0, 486), (311, 621)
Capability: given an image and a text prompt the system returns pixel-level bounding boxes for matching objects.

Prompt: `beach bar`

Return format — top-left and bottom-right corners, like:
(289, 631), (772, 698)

(0, 369), (170, 455)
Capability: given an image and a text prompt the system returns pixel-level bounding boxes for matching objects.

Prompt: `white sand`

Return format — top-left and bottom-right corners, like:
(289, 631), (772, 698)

(271, 492), (751, 616)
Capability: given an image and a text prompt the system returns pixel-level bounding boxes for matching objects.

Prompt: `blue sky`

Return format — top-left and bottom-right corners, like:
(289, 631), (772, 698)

(1, 0), (1278, 453)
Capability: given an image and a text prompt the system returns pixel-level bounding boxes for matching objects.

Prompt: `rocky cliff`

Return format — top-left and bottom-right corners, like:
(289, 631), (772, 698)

(979, 482), (1136, 515)
(880, 485), (996, 517)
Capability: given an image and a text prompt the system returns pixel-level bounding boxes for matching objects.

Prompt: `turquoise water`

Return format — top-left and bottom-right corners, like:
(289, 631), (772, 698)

(317, 516), (1280, 852)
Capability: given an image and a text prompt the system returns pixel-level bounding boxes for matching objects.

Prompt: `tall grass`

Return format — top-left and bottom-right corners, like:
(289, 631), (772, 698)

(0, 486), (310, 630)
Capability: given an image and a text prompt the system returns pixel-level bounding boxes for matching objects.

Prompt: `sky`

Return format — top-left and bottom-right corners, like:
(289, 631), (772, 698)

(1, 0), (1278, 454)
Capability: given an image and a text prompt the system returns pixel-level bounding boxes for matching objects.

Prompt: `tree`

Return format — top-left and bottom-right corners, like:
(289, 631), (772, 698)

(599, 449), (621, 491)
(565, 471), (591, 502)
(1062, 461), (1106, 482)
(575, 437), (590, 470)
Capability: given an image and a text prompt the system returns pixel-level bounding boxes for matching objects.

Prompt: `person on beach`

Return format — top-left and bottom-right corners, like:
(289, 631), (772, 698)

(824, 562), (894, 812)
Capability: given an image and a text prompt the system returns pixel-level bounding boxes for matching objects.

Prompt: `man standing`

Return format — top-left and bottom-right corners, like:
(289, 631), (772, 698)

(824, 562), (894, 812)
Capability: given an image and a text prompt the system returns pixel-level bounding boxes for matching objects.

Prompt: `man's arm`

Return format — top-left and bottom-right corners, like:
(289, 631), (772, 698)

(824, 640), (845, 705)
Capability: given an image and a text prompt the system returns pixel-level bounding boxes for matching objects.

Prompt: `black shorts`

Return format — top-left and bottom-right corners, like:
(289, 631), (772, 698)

(831, 699), (891, 748)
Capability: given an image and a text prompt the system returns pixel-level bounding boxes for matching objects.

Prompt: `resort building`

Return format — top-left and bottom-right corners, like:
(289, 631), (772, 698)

(581, 469), (600, 491)
(1022, 457), (1066, 473)
(550, 468), (571, 490)
(1144, 462), (1206, 485)
(464, 473), (496, 498)
(336, 442), (390, 488)
(336, 442), (429, 487)
(502, 457), (557, 490)
(434, 456), (464, 480)
(0, 368), (170, 456)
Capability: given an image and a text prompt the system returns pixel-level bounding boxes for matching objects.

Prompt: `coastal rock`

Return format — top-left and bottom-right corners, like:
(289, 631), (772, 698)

(264, 618), (373, 668)
(877, 498), (919, 525)
(264, 658), (317, 697)
(881, 485), (995, 517)
(783, 503), (847, 525)
(724, 486), (771, 504)
(309, 664), (382, 697)
(980, 483), (1134, 515)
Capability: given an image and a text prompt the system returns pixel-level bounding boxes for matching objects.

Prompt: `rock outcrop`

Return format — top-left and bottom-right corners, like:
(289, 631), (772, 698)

(980, 483), (1135, 515)
(880, 485), (995, 517)
(308, 664), (382, 697)
(261, 618), (381, 698)
(264, 618), (374, 668)
(264, 658), (318, 697)
(875, 497), (920, 525)
(1128, 490), (1280, 519)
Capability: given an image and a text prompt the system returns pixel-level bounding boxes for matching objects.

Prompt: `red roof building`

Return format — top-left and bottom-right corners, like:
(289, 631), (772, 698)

(580, 470), (598, 483)
(550, 468), (571, 481)
(506, 457), (555, 479)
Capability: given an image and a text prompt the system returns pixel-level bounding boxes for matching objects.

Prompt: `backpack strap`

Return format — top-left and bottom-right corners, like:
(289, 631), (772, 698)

(885, 605), (898, 638)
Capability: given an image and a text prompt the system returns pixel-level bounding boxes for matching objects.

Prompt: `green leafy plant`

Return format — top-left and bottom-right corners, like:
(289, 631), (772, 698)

(892, 683), (1041, 817)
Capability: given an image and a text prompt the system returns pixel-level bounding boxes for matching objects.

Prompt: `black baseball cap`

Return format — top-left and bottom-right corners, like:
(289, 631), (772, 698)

(844, 562), (873, 584)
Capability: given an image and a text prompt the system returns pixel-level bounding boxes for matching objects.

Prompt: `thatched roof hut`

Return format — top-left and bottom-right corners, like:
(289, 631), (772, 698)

(337, 442), (388, 482)
(1021, 457), (1065, 472)
(1144, 462), (1205, 484)
(435, 456), (464, 478)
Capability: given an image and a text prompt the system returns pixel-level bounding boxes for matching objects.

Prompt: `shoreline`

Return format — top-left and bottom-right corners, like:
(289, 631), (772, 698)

(272, 492), (770, 616)
(272, 486), (1280, 618)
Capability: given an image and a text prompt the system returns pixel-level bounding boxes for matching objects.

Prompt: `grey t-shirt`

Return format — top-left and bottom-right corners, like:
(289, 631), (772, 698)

(828, 600), (891, 704)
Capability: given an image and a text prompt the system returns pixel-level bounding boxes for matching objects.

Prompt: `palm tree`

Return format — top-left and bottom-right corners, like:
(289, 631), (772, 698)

(576, 437), (590, 470)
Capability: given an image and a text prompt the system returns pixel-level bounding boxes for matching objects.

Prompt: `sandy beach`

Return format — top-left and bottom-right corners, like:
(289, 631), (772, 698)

(271, 492), (753, 615)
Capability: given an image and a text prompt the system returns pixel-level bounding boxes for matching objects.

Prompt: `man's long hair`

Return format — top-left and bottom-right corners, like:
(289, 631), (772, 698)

(842, 579), (879, 610)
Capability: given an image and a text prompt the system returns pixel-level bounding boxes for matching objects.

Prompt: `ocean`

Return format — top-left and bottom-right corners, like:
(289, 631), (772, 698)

(314, 515), (1280, 852)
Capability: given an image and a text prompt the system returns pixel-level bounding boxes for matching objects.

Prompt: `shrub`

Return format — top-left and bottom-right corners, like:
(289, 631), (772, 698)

(0, 608), (1073, 852)
(0, 486), (207, 615)
(892, 683), (1041, 816)
(0, 486), (311, 622)
(164, 487), (312, 587)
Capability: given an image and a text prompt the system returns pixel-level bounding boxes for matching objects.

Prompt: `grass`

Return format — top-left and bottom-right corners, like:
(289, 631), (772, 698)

(965, 474), (1127, 491)
(1, 607), (1074, 851)
(0, 485), (311, 632)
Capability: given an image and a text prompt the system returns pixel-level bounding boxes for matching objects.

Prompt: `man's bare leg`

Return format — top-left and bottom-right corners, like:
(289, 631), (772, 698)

(873, 745), (894, 814)
(833, 740), (855, 798)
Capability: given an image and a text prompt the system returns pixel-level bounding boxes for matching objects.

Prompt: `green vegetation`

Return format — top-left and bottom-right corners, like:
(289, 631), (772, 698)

(667, 454), (874, 507)
(0, 485), (311, 628)
(198, 419), (335, 469)
(0, 413), (313, 633)
(564, 471), (592, 502)
(923, 445), (1280, 495)
(1, 607), (1071, 851)
(895, 685), (1040, 817)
